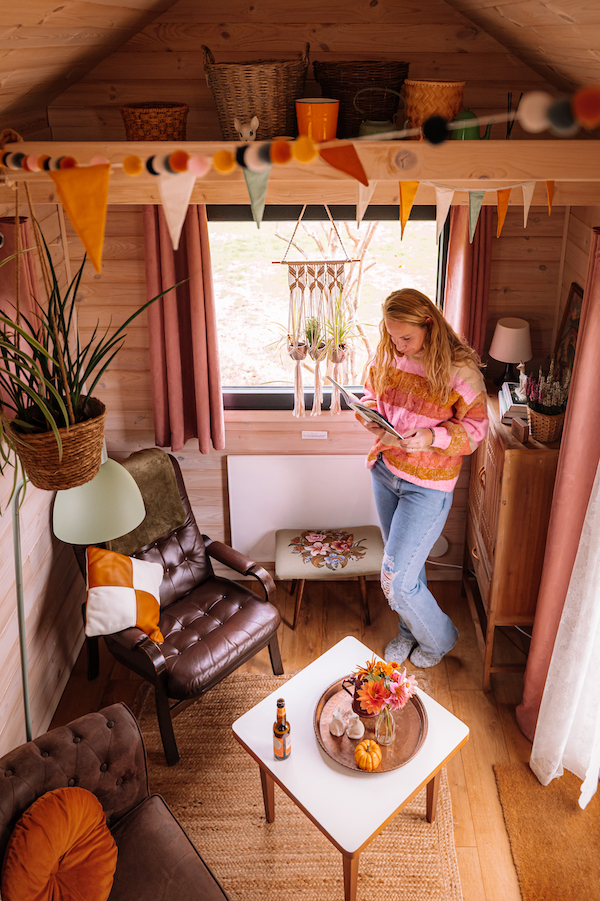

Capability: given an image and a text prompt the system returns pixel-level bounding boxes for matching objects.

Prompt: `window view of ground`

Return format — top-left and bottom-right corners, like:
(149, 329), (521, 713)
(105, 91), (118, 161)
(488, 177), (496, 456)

(209, 218), (439, 388)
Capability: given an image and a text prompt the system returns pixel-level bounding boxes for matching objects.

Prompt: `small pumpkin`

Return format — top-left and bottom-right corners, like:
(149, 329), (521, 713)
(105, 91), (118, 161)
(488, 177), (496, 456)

(354, 738), (382, 771)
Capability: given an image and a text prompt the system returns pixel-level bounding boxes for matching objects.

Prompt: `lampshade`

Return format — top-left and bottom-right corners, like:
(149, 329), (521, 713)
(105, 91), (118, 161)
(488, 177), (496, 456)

(52, 458), (146, 544)
(488, 318), (532, 364)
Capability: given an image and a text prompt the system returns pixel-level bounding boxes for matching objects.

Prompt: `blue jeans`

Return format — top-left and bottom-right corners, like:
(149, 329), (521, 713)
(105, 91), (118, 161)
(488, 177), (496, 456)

(371, 457), (458, 657)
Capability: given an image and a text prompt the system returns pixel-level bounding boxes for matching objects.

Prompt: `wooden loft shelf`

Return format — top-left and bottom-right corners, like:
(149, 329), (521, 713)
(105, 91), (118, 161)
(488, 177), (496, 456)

(2, 140), (600, 206)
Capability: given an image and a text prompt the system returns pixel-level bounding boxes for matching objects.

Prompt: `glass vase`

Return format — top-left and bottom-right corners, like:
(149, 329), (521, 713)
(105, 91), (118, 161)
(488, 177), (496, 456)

(375, 706), (395, 746)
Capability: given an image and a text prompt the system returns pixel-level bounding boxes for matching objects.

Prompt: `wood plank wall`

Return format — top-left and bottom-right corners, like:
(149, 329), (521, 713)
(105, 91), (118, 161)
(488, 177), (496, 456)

(0, 203), (83, 756)
(46, 0), (559, 142)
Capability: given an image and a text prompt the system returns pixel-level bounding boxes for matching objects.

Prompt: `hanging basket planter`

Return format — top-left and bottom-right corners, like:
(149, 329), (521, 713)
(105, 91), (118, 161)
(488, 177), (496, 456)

(287, 339), (307, 361)
(329, 345), (347, 365)
(8, 397), (106, 491)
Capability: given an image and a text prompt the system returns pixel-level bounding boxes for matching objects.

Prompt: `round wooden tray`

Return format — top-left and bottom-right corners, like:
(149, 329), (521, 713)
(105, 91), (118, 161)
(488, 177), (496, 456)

(313, 676), (428, 773)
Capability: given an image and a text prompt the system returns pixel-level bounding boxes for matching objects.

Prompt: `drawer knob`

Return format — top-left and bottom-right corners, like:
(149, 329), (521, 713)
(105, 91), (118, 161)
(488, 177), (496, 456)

(478, 466), (486, 488)
(471, 545), (479, 561)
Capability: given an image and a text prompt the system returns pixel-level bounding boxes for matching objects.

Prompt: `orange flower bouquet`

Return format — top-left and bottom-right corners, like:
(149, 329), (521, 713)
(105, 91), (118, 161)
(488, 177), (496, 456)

(353, 657), (418, 745)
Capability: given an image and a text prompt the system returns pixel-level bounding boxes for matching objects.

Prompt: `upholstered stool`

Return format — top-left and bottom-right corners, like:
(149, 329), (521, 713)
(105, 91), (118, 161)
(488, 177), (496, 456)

(275, 526), (384, 630)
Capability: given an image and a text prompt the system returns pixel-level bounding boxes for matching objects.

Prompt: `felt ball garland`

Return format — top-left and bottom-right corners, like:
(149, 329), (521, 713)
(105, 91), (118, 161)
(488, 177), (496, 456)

(422, 116), (450, 145)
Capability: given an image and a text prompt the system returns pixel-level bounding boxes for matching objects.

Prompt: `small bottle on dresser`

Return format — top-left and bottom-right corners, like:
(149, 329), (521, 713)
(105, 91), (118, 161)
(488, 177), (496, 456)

(273, 698), (291, 760)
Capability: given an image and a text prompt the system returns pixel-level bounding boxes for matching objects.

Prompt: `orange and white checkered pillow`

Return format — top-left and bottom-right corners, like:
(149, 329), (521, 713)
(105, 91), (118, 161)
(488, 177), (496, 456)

(85, 546), (164, 644)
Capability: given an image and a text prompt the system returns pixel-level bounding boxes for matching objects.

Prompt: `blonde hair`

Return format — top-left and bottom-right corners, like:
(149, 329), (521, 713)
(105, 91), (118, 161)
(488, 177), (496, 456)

(370, 288), (482, 405)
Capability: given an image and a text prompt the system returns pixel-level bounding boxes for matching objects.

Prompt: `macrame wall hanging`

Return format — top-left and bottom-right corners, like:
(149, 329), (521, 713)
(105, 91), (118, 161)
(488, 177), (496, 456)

(277, 205), (355, 417)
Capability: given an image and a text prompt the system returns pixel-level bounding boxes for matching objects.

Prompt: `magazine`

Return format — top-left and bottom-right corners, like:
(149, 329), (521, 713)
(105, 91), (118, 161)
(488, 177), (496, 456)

(326, 375), (405, 440)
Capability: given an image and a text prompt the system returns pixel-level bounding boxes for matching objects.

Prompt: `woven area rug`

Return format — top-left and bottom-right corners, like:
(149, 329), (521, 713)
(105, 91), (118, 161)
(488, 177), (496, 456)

(133, 673), (462, 901)
(494, 762), (600, 901)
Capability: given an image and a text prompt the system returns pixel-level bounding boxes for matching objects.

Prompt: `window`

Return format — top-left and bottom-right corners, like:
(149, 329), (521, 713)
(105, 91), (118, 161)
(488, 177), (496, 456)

(207, 205), (444, 409)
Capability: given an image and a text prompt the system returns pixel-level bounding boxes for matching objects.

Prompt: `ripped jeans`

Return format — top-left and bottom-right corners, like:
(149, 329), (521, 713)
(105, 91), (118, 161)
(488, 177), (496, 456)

(371, 456), (458, 658)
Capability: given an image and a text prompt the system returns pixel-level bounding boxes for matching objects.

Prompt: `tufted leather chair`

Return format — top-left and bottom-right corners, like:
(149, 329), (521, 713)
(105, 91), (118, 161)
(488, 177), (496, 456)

(75, 454), (283, 767)
(0, 703), (228, 900)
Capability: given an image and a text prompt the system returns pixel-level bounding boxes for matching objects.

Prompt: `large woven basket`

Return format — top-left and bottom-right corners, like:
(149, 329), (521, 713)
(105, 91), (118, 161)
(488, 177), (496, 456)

(313, 59), (410, 138)
(9, 397), (106, 491)
(403, 79), (464, 136)
(527, 407), (565, 443)
(120, 102), (189, 141)
(202, 44), (310, 141)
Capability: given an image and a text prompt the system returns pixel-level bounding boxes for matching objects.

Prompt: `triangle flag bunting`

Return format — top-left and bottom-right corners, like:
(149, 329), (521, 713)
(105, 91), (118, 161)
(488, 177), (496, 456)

(157, 171), (197, 250)
(546, 180), (555, 216)
(496, 188), (511, 238)
(468, 191), (485, 243)
(399, 181), (419, 238)
(357, 180), (376, 224)
(49, 164), (110, 274)
(319, 144), (369, 187)
(522, 182), (535, 228)
(434, 186), (454, 242)
(243, 167), (271, 227)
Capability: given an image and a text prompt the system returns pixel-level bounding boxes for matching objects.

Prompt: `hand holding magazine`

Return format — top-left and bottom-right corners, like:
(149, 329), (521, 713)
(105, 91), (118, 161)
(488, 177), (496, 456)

(326, 375), (405, 441)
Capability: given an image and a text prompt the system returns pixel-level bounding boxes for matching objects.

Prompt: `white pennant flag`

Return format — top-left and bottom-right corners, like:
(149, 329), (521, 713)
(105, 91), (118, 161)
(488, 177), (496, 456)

(357, 181), (377, 224)
(522, 182), (536, 228)
(435, 186), (455, 242)
(157, 171), (196, 250)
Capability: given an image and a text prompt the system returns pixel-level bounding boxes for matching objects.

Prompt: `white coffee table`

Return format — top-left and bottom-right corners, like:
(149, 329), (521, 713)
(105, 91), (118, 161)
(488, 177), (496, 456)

(232, 636), (469, 901)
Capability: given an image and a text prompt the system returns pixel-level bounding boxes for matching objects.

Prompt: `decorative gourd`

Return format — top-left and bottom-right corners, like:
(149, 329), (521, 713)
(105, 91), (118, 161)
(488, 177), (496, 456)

(354, 739), (382, 771)
(329, 706), (345, 737)
(346, 712), (365, 740)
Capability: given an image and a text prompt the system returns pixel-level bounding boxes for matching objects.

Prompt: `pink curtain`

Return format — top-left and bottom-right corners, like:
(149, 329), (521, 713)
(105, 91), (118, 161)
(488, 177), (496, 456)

(516, 227), (600, 740)
(143, 205), (225, 453)
(443, 206), (493, 353)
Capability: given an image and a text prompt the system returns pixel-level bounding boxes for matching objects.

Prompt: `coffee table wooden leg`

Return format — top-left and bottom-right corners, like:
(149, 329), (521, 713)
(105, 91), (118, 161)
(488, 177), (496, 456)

(426, 772), (440, 823)
(342, 853), (359, 901)
(259, 765), (275, 822)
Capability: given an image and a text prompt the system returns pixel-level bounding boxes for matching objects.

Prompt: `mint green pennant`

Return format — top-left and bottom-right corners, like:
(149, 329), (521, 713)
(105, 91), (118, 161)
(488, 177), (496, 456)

(243, 167), (271, 228)
(468, 191), (485, 243)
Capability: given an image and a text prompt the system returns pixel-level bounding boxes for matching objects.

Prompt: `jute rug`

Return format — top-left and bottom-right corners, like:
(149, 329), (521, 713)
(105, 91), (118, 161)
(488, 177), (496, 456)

(494, 762), (600, 901)
(132, 673), (462, 901)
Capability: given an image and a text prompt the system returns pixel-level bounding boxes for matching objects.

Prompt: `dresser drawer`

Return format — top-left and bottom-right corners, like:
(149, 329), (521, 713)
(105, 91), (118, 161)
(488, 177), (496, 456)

(466, 515), (491, 612)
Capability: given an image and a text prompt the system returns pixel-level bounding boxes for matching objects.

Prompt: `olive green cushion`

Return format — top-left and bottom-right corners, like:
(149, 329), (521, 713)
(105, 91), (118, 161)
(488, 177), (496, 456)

(275, 526), (384, 581)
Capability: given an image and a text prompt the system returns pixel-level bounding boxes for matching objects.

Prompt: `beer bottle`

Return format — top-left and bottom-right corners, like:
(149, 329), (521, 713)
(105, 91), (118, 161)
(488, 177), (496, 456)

(273, 698), (291, 760)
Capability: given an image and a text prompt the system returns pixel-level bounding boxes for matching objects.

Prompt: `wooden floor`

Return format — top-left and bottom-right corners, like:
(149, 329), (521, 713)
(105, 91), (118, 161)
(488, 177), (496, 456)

(51, 578), (531, 901)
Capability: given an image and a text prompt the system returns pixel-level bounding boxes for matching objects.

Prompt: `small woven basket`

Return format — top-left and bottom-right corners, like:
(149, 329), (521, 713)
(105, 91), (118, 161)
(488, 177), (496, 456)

(202, 44), (309, 141)
(10, 397), (106, 491)
(527, 407), (565, 443)
(313, 59), (410, 138)
(402, 79), (464, 135)
(120, 102), (189, 141)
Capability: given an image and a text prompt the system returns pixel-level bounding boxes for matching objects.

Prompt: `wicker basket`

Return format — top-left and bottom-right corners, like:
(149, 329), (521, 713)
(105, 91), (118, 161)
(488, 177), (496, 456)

(9, 397), (106, 491)
(313, 60), (410, 138)
(403, 79), (464, 136)
(202, 44), (309, 141)
(527, 407), (565, 443)
(120, 102), (189, 141)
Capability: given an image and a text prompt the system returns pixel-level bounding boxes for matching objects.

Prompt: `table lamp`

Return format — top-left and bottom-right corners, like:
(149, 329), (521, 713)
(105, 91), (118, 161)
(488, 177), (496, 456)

(488, 317), (532, 386)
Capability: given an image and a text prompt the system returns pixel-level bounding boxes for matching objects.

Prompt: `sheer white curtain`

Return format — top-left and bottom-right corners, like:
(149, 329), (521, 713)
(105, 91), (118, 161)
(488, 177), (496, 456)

(530, 458), (600, 809)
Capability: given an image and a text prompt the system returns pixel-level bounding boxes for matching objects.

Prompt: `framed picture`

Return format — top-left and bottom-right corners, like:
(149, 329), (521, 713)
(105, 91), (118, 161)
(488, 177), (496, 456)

(554, 281), (584, 382)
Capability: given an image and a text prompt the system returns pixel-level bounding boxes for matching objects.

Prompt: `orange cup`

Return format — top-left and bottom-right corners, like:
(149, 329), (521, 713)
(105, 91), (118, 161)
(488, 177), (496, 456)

(295, 98), (339, 142)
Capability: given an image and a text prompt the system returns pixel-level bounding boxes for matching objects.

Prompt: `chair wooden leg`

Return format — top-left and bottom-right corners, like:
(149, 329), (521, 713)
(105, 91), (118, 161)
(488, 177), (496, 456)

(292, 579), (306, 630)
(268, 633), (284, 675)
(290, 579), (297, 595)
(358, 576), (371, 627)
(154, 682), (179, 766)
(86, 636), (100, 681)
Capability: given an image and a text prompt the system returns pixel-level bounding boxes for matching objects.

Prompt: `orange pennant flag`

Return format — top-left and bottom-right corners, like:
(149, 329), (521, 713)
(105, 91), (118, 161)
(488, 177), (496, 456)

(496, 188), (511, 238)
(399, 181), (419, 238)
(49, 164), (110, 274)
(546, 180), (555, 215)
(319, 143), (369, 187)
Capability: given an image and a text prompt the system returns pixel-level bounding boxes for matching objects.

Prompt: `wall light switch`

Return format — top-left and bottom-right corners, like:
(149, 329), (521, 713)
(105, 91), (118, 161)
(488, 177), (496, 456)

(302, 430), (328, 439)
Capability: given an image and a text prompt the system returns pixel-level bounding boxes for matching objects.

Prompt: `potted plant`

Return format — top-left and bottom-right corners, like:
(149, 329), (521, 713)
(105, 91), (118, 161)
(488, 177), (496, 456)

(0, 227), (180, 498)
(523, 359), (571, 442)
(325, 291), (357, 364)
(305, 316), (327, 362)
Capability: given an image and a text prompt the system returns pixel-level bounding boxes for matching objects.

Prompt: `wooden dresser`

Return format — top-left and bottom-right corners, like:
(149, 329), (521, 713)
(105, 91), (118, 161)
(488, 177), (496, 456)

(463, 393), (560, 690)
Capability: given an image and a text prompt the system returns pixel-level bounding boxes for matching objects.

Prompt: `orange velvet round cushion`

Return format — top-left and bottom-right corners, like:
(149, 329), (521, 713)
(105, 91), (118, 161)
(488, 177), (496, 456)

(1, 786), (118, 901)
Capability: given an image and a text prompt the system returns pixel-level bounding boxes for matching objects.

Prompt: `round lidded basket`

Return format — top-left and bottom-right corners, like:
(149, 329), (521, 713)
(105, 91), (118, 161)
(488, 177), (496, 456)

(402, 79), (465, 135)
(202, 44), (310, 141)
(120, 102), (189, 141)
(527, 407), (565, 443)
(312, 59), (410, 138)
(9, 397), (106, 490)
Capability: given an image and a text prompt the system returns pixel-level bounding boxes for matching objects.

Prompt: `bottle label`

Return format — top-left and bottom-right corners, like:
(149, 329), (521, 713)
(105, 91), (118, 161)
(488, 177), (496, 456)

(273, 734), (291, 760)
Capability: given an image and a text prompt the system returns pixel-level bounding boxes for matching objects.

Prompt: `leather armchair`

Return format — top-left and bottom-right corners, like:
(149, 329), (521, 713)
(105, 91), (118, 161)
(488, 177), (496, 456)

(76, 454), (283, 766)
(0, 703), (228, 901)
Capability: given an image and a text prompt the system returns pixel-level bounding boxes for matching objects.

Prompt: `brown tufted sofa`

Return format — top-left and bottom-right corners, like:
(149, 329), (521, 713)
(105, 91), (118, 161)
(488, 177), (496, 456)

(0, 703), (228, 900)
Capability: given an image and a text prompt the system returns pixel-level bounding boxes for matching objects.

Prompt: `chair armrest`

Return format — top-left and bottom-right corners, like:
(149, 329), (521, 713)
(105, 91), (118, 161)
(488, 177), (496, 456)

(110, 628), (168, 678)
(202, 535), (275, 602)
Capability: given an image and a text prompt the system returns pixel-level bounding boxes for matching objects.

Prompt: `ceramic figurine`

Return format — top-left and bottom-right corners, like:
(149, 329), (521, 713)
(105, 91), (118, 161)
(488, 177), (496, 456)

(329, 706), (345, 737)
(233, 116), (259, 141)
(515, 361), (528, 401)
(346, 712), (365, 740)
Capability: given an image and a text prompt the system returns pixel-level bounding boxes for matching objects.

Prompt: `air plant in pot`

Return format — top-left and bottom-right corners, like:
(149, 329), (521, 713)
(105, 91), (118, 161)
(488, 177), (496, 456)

(325, 290), (357, 364)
